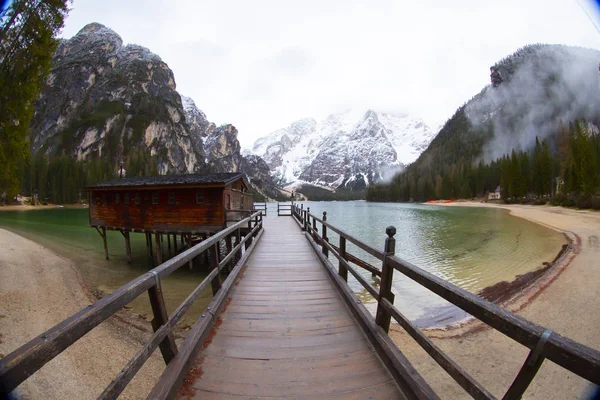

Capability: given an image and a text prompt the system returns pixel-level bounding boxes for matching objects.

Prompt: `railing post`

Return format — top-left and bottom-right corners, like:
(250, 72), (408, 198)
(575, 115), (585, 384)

(147, 276), (178, 364)
(375, 226), (396, 333)
(312, 215), (318, 241)
(338, 236), (348, 281)
(235, 227), (242, 261)
(247, 217), (253, 247)
(209, 243), (223, 295)
(322, 212), (329, 256)
(301, 205), (305, 231)
(306, 207), (310, 233)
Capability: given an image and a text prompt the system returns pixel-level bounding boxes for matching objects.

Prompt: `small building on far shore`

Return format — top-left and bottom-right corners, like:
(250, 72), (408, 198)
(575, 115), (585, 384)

(488, 186), (502, 200)
(86, 172), (253, 264)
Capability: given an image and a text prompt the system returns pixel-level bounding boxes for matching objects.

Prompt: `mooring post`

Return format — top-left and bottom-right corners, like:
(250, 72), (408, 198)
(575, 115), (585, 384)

(375, 226), (396, 333)
(339, 236), (348, 281)
(322, 212), (329, 256)
(124, 231), (132, 264)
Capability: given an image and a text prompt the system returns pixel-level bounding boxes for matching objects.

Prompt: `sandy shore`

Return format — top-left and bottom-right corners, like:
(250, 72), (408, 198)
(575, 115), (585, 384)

(0, 228), (163, 399)
(389, 203), (600, 399)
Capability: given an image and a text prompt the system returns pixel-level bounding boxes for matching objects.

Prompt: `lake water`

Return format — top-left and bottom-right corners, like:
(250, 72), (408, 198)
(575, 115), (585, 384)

(0, 202), (565, 327)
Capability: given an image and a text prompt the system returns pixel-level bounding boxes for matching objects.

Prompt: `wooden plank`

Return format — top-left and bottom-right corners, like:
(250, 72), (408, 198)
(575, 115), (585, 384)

(304, 231), (439, 400)
(178, 216), (403, 400)
(147, 228), (264, 399)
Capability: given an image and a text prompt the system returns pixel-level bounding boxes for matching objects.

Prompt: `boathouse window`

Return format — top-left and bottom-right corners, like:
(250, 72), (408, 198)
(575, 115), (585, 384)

(135, 193), (141, 205)
(115, 193), (120, 204)
(168, 192), (176, 205)
(124, 193), (129, 204)
(152, 192), (159, 205)
(196, 191), (204, 204)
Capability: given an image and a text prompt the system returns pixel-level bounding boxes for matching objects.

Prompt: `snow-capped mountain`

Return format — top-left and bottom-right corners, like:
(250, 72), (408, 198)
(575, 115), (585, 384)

(250, 110), (435, 190)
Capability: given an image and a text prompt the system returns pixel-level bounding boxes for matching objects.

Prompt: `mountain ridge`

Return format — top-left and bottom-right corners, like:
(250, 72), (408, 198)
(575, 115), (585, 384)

(250, 109), (435, 191)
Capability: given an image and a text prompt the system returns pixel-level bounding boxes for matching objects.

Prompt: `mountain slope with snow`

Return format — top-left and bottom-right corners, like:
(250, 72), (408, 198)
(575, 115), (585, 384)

(251, 110), (435, 190)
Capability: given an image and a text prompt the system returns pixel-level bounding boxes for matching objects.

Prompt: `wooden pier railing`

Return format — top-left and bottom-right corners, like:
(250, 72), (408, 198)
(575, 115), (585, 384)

(277, 201), (293, 216)
(253, 202), (267, 216)
(0, 211), (264, 399)
(292, 204), (600, 400)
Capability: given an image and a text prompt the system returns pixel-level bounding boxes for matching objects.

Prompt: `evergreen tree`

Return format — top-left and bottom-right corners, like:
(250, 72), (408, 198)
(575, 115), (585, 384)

(0, 0), (70, 201)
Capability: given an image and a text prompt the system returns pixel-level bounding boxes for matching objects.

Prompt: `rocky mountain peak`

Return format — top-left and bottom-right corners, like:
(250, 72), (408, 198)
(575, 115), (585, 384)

(250, 110), (435, 190)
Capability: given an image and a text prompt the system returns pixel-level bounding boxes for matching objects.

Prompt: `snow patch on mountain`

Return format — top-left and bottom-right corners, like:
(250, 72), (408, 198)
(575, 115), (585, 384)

(251, 110), (435, 189)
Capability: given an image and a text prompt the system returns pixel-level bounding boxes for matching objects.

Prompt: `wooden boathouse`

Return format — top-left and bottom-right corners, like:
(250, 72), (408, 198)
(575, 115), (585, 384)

(1, 205), (600, 399)
(86, 172), (253, 264)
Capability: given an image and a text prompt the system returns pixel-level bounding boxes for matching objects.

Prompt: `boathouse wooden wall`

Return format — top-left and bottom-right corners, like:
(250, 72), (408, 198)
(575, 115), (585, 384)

(88, 186), (226, 233)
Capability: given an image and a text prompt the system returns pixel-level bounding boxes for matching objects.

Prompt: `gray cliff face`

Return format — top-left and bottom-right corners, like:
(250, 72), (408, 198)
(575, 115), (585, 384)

(204, 124), (243, 173)
(241, 155), (283, 199)
(31, 23), (201, 174)
(28, 22), (280, 197)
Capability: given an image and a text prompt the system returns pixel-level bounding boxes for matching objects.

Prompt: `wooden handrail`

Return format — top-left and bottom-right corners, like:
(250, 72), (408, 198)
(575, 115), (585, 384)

(0, 211), (264, 396)
(297, 205), (600, 399)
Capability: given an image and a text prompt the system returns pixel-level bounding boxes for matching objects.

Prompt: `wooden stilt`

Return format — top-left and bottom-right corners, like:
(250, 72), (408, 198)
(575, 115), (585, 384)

(167, 234), (172, 257)
(187, 234), (193, 270)
(173, 234), (178, 254)
(148, 233), (154, 265)
(203, 234), (209, 263)
(120, 230), (132, 264)
(95, 226), (109, 260)
(155, 233), (162, 265)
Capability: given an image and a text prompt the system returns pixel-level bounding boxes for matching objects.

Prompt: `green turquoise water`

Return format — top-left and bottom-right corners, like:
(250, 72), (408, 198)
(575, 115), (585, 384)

(0, 207), (211, 327)
(0, 202), (565, 326)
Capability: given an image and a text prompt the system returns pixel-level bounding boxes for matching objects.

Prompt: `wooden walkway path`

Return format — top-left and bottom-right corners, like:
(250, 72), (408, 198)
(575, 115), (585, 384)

(180, 216), (404, 399)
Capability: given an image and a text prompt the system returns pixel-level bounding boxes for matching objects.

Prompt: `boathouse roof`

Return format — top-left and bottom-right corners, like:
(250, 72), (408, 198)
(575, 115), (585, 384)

(86, 172), (246, 190)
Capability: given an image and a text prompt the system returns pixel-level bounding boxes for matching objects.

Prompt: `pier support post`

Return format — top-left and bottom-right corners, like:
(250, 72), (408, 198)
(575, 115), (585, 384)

(95, 227), (109, 260)
(120, 230), (132, 264)
(375, 226), (396, 333)
(188, 234), (194, 270)
(155, 233), (162, 265)
(167, 234), (172, 257)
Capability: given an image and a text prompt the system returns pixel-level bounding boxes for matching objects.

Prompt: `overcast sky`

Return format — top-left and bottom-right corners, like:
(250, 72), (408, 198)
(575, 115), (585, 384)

(61, 0), (600, 148)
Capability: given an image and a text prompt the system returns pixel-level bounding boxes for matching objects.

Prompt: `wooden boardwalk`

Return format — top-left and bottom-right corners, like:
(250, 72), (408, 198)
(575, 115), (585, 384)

(180, 216), (404, 399)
